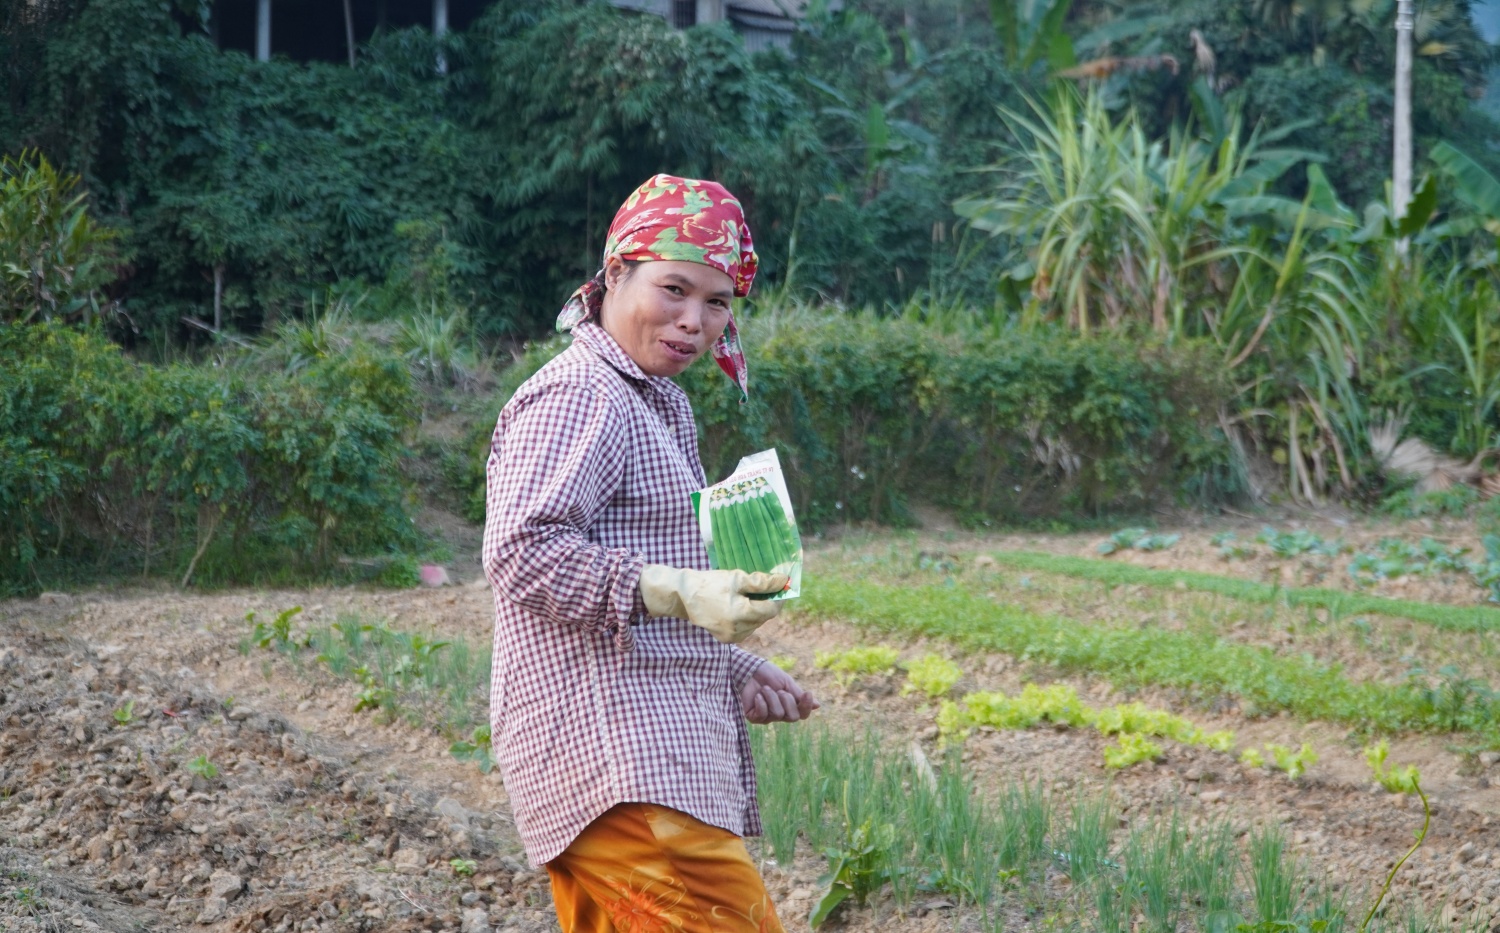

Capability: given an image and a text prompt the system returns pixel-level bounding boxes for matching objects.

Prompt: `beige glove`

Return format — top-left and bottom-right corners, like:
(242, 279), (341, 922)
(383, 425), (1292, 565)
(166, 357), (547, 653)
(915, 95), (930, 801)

(638, 565), (790, 644)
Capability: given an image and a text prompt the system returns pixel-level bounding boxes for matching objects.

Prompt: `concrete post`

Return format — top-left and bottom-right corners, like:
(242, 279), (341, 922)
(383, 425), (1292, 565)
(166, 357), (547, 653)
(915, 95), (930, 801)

(433, 0), (449, 73)
(255, 0), (270, 61)
(697, 0), (724, 23)
(1394, 0), (1414, 255)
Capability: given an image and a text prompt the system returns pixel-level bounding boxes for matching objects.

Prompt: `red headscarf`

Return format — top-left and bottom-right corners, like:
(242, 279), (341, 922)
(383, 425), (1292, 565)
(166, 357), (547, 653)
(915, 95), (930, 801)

(558, 174), (758, 401)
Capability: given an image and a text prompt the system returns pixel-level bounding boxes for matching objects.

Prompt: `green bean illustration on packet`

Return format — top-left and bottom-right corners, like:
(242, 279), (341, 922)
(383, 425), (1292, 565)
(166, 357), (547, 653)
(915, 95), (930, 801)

(708, 476), (799, 575)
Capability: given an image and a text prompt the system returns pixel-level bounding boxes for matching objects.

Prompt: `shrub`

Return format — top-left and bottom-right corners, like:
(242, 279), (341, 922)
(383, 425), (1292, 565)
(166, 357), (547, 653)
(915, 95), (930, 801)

(488, 311), (1233, 528)
(0, 322), (418, 593)
(0, 151), (116, 325)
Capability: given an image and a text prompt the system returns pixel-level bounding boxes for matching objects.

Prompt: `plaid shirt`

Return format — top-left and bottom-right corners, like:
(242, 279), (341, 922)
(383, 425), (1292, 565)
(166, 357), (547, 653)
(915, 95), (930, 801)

(483, 321), (766, 867)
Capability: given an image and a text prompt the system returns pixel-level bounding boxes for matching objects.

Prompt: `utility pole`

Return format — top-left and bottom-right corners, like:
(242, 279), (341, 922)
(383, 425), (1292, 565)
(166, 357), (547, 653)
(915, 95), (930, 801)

(1393, 0), (1414, 256)
(255, 0), (271, 61)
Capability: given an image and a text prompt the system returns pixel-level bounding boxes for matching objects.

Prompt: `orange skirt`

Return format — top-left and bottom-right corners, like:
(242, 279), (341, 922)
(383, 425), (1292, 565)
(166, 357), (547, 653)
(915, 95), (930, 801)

(545, 802), (786, 933)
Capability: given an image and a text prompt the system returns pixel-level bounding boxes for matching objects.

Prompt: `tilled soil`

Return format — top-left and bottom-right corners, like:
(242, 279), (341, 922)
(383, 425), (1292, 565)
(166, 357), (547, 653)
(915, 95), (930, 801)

(0, 605), (555, 933)
(4, 526), (1500, 933)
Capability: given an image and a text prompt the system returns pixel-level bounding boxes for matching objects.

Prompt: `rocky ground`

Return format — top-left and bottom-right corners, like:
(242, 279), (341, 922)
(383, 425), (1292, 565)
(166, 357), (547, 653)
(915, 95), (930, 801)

(3, 517), (1500, 933)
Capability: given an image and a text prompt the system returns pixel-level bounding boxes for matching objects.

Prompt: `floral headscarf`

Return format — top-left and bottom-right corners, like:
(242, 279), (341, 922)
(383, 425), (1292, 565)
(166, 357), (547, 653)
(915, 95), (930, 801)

(557, 174), (758, 401)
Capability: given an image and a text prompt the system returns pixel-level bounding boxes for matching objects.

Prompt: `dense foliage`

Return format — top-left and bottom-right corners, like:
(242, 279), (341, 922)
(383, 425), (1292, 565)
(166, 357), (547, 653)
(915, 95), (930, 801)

(0, 321), (419, 595)
(5, 0), (1494, 342)
(6, 0), (1500, 545)
(488, 312), (1232, 528)
(0, 151), (115, 324)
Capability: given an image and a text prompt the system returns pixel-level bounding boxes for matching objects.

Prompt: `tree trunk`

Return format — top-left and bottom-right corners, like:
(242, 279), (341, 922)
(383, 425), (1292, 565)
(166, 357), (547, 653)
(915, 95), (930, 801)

(213, 262), (224, 332)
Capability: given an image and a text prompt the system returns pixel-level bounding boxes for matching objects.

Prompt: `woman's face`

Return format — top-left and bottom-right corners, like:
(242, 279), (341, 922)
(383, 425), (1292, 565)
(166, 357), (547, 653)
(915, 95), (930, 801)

(599, 256), (735, 378)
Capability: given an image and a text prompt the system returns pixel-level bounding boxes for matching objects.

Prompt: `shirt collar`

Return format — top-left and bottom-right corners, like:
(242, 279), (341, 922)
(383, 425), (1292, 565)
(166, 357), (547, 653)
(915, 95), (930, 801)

(573, 320), (653, 385)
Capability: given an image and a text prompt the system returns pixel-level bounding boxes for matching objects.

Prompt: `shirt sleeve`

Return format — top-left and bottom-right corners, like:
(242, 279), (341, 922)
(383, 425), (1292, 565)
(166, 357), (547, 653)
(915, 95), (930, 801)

(482, 381), (645, 642)
(727, 646), (766, 696)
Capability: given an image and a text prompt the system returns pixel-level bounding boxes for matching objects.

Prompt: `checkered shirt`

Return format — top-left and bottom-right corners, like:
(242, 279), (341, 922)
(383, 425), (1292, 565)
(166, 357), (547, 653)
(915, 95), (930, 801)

(483, 321), (767, 867)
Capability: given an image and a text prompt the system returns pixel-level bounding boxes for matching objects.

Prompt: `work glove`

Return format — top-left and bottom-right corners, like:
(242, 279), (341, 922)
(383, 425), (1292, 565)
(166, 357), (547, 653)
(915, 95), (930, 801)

(638, 565), (790, 644)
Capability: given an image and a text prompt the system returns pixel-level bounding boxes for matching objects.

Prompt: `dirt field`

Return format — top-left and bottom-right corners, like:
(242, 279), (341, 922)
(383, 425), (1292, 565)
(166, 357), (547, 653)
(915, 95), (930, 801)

(3, 512), (1499, 933)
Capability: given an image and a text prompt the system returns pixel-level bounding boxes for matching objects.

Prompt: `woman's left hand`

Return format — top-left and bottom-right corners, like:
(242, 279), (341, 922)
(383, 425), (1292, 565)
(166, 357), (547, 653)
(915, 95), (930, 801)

(740, 661), (820, 724)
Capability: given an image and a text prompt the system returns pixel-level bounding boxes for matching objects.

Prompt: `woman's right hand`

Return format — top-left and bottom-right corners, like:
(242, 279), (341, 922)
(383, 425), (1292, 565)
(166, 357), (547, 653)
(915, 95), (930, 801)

(638, 566), (789, 643)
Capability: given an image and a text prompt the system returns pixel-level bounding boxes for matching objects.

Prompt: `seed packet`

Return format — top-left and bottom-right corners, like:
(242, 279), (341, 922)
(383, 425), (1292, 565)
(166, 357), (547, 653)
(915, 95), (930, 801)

(691, 449), (802, 600)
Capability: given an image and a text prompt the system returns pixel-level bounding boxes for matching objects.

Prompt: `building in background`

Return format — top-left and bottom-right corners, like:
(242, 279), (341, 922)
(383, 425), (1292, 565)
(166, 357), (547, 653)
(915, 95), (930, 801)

(213, 0), (827, 64)
(609, 0), (830, 53)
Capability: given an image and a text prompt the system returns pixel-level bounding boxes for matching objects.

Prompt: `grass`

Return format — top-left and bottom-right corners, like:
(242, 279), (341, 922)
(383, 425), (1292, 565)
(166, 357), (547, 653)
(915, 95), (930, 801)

(983, 550), (1500, 633)
(793, 575), (1500, 742)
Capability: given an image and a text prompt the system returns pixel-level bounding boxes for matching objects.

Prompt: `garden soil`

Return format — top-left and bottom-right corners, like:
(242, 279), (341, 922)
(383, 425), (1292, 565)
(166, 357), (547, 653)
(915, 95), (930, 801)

(3, 517), (1500, 932)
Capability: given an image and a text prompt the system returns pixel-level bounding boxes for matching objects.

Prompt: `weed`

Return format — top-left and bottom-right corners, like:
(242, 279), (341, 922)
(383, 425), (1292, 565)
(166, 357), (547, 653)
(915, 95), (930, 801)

(247, 606), (304, 652)
(1103, 733), (1163, 769)
(186, 754), (219, 780)
(448, 726), (495, 774)
(811, 815), (896, 927)
(112, 700), (135, 725)
(1364, 741), (1421, 794)
(768, 654), (798, 672)
(376, 556), (422, 589)
(900, 654), (961, 698)
(449, 857), (478, 878)
(1359, 779), (1430, 933)
(1404, 664), (1499, 732)
(1380, 486), (1478, 519)
(814, 646), (899, 686)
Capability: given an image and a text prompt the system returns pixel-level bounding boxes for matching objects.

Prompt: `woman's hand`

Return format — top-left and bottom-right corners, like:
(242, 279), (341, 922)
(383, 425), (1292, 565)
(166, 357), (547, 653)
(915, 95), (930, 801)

(740, 660), (820, 724)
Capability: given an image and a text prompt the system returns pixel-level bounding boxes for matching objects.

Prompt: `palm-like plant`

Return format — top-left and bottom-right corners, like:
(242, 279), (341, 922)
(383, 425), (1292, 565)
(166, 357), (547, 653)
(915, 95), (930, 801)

(957, 87), (1309, 336)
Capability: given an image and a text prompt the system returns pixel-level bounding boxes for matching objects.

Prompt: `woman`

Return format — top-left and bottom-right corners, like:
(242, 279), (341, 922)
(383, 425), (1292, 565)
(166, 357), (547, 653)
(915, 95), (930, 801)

(483, 174), (819, 933)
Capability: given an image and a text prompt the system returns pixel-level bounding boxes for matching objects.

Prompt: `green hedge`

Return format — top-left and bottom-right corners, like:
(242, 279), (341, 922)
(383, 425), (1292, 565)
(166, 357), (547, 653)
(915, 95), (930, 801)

(482, 313), (1234, 528)
(0, 323), (418, 594)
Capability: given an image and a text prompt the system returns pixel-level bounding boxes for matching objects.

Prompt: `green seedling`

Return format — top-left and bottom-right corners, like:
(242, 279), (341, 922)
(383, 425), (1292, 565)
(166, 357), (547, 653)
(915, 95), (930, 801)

(937, 684), (1234, 762)
(1103, 733), (1162, 769)
(1256, 526), (1342, 558)
(768, 654), (798, 672)
(900, 654), (961, 698)
(1099, 528), (1180, 555)
(1211, 531), (1255, 560)
(112, 700), (135, 725)
(353, 679), (392, 713)
(815, 646), (899, 687)
(449, 726), (496, 774)
(249, 605), (304, 651)
(449, 858), (478, 877)
(1364, 740), (1421, 794)
(1242, 743), (1317, 779)
(186, 755), (219, 780)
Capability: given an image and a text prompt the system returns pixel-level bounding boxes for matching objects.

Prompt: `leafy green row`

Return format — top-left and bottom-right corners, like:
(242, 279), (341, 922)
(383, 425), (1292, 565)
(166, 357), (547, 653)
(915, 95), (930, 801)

(795, 576), (1499, 740)
(984, 550), (1500, 633)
